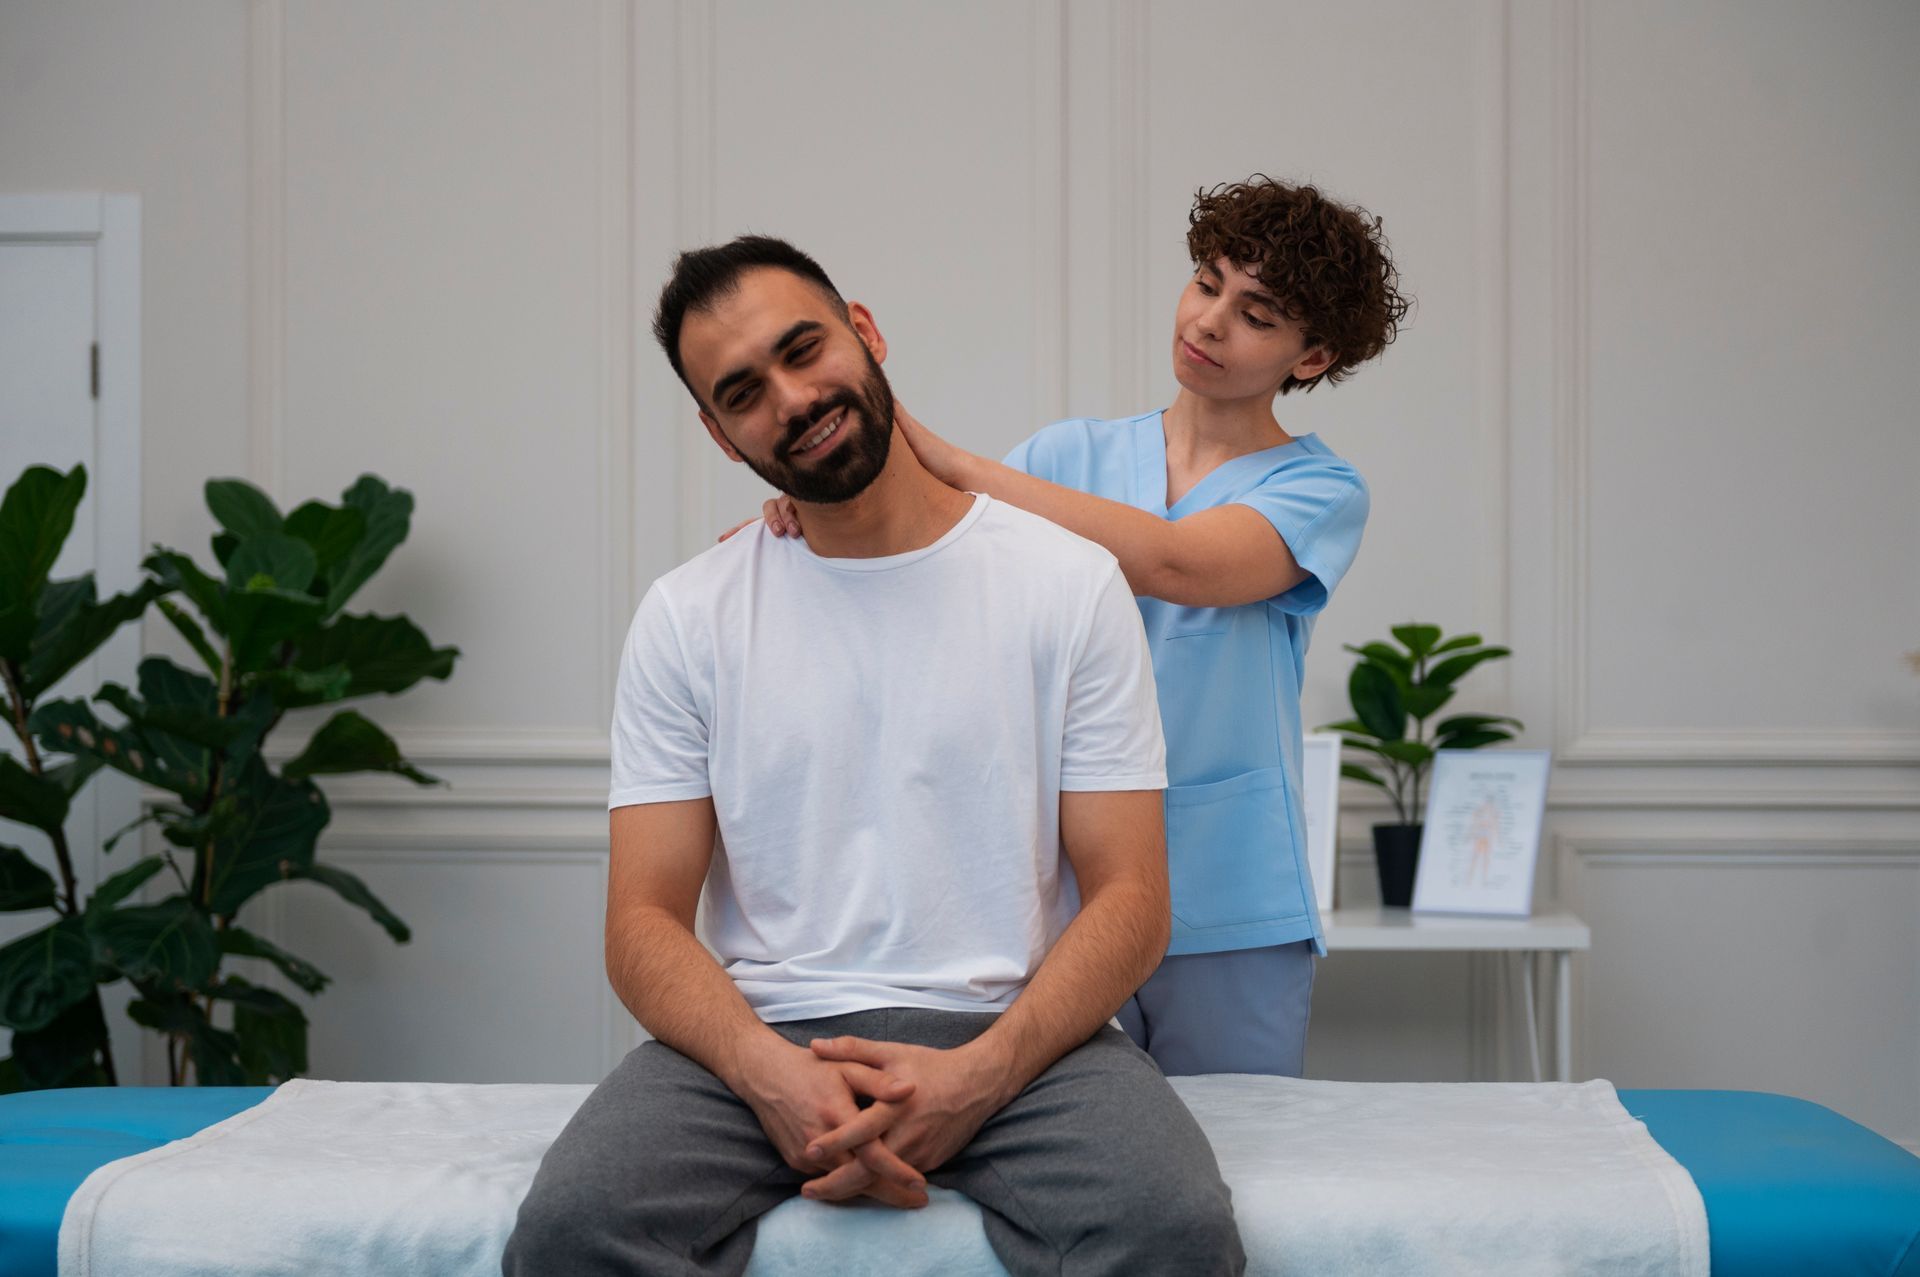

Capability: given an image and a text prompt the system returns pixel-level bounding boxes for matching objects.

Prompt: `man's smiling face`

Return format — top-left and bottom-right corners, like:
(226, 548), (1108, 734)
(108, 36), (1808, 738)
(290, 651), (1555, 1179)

(679, 267), (896, 505)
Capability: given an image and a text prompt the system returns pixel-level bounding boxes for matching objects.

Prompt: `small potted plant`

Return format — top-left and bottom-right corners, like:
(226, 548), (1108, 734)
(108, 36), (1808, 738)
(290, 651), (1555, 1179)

(1320, 624), (1521, 907)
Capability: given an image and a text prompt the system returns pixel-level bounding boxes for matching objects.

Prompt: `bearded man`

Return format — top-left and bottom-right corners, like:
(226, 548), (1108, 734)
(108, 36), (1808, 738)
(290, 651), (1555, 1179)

(503, 236), (1244, 1277)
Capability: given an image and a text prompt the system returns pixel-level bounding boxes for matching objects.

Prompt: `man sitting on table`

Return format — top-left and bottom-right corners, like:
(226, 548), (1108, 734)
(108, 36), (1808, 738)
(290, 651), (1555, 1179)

(502, 235), (1245, 1277)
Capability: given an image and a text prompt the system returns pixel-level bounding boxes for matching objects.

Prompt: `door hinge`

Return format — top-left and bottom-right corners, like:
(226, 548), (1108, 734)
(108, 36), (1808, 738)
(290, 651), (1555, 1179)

(90, 343), (100, 399)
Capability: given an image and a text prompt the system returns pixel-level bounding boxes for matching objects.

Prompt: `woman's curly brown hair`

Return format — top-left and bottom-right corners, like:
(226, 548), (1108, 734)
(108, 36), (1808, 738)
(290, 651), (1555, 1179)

(1186, 176), (1410, 394)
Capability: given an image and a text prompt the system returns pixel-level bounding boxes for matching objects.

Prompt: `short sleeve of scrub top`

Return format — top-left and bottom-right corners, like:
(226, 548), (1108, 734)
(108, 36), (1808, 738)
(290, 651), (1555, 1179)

(1005, 412), (1370, 956)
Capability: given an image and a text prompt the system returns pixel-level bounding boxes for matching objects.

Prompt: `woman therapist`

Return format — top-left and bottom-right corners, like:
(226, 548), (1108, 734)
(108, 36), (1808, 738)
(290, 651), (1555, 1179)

(749, 176), (1407, 1076)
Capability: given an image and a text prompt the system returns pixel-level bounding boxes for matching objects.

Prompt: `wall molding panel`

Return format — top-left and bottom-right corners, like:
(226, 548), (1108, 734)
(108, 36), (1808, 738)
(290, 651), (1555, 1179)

(1548, 0), (1919, 770)
(295, 843), (635, 1078)
(1556, 831), (1920, 1145)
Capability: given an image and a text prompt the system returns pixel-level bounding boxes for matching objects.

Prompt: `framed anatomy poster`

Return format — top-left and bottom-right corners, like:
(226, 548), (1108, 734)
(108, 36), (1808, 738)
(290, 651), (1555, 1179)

(1411, 749), (1552, 916)
(1300, 733), (1342, 914)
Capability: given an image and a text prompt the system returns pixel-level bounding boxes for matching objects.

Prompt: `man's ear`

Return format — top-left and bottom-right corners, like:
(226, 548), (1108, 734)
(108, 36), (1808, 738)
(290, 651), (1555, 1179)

(846, 301), (888, 365)
(699, 409), (744, 463)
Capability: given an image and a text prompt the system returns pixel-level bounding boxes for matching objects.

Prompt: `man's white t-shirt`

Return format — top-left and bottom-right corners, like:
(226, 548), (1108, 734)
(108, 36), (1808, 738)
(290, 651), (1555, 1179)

(609, 494), (1166, 1023)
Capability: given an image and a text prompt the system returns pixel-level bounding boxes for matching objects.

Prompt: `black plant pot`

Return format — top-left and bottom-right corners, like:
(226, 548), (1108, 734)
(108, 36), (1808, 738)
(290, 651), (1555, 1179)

(1372, 823), (1424, 908)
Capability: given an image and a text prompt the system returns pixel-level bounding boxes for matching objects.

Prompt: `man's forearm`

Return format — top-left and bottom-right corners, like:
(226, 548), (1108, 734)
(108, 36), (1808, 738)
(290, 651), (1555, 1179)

(606, 905), (785, 1091)
(969, 880), (1169, 1104)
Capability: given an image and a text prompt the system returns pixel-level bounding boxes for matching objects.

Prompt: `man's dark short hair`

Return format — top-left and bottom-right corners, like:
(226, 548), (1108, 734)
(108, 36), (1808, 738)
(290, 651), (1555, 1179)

(651, 235), (848, 404)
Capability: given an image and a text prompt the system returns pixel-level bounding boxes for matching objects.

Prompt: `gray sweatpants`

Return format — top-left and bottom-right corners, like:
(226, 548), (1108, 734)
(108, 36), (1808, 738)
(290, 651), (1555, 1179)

(502, 1008), (1245, 1276)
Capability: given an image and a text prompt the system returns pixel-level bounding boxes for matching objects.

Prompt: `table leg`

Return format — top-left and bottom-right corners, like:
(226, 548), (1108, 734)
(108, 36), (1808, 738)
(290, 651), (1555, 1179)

(1555, 949), (1573, 1082)
(1519, 951), (1542, 1083)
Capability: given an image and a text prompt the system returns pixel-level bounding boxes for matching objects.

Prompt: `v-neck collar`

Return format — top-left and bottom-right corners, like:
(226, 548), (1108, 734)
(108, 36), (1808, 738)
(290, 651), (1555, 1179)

(1134, 410), (1312, 518)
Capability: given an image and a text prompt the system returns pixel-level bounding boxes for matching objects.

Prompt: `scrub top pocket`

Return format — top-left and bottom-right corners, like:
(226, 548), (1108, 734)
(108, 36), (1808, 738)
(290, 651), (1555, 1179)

(1163, 765), (1308, 931)
(1156, 603), (1230, 640)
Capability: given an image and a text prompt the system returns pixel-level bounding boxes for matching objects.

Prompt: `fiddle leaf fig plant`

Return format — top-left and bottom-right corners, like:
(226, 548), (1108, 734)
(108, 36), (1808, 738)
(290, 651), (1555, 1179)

(0, 463), (458, 1090)
(1318, 622), (1522, 827)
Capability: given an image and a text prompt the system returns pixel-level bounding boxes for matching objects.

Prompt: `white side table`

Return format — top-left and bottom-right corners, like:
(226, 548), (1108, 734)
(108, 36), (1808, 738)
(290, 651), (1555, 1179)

(1321, 907), (1592, 1082)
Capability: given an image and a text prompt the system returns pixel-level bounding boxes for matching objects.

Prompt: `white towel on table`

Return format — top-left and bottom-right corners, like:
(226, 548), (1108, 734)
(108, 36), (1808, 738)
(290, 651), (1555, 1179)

(59, 1075), (1708, 1277)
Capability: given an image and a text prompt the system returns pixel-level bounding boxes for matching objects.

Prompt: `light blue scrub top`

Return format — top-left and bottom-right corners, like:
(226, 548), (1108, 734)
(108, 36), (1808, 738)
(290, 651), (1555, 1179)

(1006, 411), (1370, 956)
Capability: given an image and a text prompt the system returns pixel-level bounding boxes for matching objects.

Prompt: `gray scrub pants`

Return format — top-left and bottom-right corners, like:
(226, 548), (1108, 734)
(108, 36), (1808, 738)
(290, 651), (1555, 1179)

(502, 1008), (1245, 1276)
(1117, 941), (1316, 1077)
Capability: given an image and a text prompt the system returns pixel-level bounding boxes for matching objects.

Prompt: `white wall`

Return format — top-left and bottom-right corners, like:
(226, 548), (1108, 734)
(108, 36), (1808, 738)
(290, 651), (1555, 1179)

(2, 0), (1915, 1144)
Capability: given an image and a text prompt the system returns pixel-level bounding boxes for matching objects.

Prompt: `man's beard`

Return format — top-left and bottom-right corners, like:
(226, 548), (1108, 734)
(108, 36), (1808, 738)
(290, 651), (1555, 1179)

(738, 348), (895, 504)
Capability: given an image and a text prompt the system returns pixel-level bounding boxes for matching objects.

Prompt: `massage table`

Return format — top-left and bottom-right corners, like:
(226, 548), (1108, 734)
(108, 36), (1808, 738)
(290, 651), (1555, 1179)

(4, 1079), (1917, 1276)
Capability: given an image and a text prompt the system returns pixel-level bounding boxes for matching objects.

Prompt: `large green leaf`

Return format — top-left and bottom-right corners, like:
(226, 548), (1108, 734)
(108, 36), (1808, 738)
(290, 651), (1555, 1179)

(9, 991), (108, 1089)
(1349, 661), (1406, 742)
(0, 917), (94, 1032)
(0, 845), (56, 911)
(127, 992), (245, 1085)
(1341, 763), (1388, 789)
(249, 664), (352, 709)
(236, 1005), (308, 1083)
(218, 925), (331, 995)
(323, 477), (414, 616)
(26, 576), (92, 656)
(1342, 642), (1411, 676)
(1336, 736), (1400, 762)
(203, 759), (330, 916)
(1434, 714), (1525, 737)
(213, 976), (308, 1083)
(21, 576), (163, 700)
(207, 973), (303, 1018)
(0, 754), (69, 837)
(283, 710), (440, 786)
(290, 613), (457, 701)
(1401, 682), (1455, 722)
(1424, 646), (1512, 690)
(284, 501), (367, 583)
(224, 533), (317, 595)
(144, 550), (228, 633)
(1434, 729), (1515, 751)
(156, 598), (222, 673)
(1426, 633), (1484, 658)
(139, 654), (219, 718)
(217, 690), (279, 774)
(31, 699), (204, 800)
(160, 798), (246, 852)
(225, 585), (326, 672)
(204, 478), (284, 540)
(294, 861), (410, 943)
(86, 896), (219, 991)
(1376, 740), (1436, 767)
(86, 857), (167, 915)
(1390, 623), (1443, 659)
(0, 465), (87, 657)
(95, 684), (224, 761)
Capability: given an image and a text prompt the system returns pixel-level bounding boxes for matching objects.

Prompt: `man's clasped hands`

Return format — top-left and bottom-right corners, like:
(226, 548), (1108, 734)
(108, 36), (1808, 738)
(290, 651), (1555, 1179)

(732, 1032), (1017, 1210)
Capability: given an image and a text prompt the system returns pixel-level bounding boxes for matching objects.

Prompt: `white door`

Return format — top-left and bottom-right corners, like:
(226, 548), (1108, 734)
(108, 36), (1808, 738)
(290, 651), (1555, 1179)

(0, 237), (100, 917)
(0, 195), (143, 1079)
